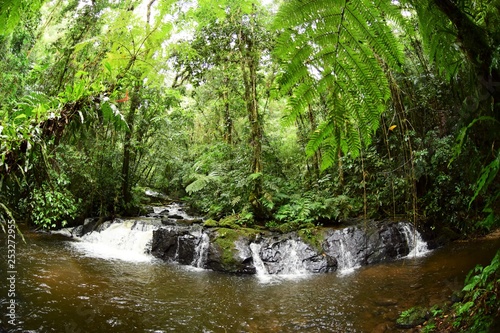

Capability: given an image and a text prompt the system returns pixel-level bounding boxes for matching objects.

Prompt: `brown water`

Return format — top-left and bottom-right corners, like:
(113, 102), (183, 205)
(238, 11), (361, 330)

(1, 231), (499, 333)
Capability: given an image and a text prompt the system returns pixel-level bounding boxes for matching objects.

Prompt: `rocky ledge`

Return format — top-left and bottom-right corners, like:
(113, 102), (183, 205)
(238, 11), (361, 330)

(150, 219), (428, 275)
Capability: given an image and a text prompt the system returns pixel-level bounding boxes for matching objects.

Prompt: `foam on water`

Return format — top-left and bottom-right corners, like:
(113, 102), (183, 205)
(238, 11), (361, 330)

(71, 220), (157, 263)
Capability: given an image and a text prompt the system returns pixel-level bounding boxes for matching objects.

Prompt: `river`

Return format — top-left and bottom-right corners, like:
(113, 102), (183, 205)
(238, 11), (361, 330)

(1, 228), (499, 333)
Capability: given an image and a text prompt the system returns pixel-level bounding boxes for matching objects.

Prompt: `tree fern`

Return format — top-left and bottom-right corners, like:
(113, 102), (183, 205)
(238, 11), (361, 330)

(274, 0), (405, 169)
(185, 172), (220, 194)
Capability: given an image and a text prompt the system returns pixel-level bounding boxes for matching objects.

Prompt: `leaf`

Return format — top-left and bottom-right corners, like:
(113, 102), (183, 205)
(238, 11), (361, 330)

(104, 62), (112, 74)
(274, 0), (404, 166)
(469, 150), (499, 207)
(388, 125), (397, 131)
(450, 116), (497, 166)
(248, 172), (263, 181)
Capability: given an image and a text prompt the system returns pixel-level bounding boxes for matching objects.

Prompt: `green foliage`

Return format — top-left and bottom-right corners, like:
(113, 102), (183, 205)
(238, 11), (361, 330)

(408, 0), (465, 79)
(274, 0), (405, 167)
(0, 0), (44, 36)
(186, 172), (220, 194)
(396, 306), (428, 328)
(452, 250), (500, 332)
(0, 0), (497, 248)
(26, 173), (80, 229)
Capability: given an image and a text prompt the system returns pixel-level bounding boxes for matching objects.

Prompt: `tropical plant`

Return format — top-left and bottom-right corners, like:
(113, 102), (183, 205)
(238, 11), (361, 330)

(274, 0), (406, 168)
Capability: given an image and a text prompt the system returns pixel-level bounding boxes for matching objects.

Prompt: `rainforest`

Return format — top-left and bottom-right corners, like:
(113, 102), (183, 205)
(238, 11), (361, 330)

(0, 0), (499, 332)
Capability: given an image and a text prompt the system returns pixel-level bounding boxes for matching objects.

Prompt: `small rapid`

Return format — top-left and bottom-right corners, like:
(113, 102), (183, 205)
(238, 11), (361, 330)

(398, 222), (430, 257)
(3, 226), (499, 333)
(59, 204), (431, 280)
(71, 220), (158, 262)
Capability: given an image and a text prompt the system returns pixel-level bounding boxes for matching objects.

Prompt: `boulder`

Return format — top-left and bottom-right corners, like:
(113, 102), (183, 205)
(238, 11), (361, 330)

(150, 220), (426, 276)
(205, 228), (258, 274)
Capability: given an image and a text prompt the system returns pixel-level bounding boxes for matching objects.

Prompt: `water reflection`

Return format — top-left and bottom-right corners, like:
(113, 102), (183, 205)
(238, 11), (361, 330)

(1, 231), (499, 332)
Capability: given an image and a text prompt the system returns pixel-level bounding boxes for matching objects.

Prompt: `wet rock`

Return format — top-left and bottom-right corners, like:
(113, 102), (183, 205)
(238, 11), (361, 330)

(151, 228), (186, 261)
(151, 226), (206, 265)
(131, 219), (163, 231)
(150, 219), (426, 276)
(205, 228), (257, 274)
(322, 221), (414, 270)
(72, 217), (112, 237)
(450, 290), (464, 303)
(257, 234), (337, 274)
(161, 218), (178, 226)
(176, 233), (198, 265)
(168, 214), (184, 219)
(160, 218), (202, 227)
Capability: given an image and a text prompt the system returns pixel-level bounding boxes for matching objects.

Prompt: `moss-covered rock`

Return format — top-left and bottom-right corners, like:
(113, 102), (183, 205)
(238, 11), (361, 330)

(218, 215), (242, 229)
(298, 227), (326, 253)
(203, 219), (218, 227)
(206, 227), (261, 274)
(396, 306), (429, 328)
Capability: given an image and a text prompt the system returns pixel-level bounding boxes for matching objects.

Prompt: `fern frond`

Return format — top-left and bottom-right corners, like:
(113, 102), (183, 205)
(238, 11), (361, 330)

(274, 0), (404, 169)
(185, 172), (220, 194)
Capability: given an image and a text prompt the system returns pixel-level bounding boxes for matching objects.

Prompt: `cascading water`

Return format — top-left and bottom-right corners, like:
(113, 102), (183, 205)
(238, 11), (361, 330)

(278, 240), (309, 275)
(250, 240), (310, 282)
(398, 222), (429, 257)
(61, 200), (430, 276)
(338, 238), (358, 274)
(193, 232), (210, 268)
(71, 220), (158, 262)
(249, 243), (272, 282)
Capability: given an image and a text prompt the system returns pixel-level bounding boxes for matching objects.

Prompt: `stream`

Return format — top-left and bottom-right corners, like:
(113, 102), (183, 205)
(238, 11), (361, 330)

(1, 224), (499, 332)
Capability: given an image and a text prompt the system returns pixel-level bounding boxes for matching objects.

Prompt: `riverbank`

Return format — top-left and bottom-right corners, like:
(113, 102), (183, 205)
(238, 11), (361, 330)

(396, 227), (500, 333)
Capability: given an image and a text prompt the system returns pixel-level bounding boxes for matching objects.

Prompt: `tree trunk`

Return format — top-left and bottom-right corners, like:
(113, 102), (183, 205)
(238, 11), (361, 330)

(432, 0), (500, 115)
(222, 76), (233, 145)
(121, 85), (140, 211)
(307, 103), (321, 180)
(238, 28), (264, 218)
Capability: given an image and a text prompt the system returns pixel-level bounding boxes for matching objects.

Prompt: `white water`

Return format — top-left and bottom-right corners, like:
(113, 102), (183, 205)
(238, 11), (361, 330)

(399, 223), (430, 258)
(193, 232), (210, 268)
(250, 240), (310, 283)
(337, 238), (360, 275)
(153, 202), (197, 219)
(278, 240), (309, 276)
(249, 243), (273, 282)
(71, 220), (158, 263)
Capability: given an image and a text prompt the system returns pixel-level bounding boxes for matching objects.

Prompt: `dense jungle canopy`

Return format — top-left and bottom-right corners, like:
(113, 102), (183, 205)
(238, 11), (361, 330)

(0, 0), (498, 235)
(1, 0), (500, 331)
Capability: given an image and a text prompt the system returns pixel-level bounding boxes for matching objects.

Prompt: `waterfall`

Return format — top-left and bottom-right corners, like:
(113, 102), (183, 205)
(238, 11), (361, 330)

(250, 240), (309, 282)
(338, 239), (358, 274)
(336, 229), (361, 274)
(250, 243), (269, 276)
(278, 240), (308, 275)
(192, 232), (210, 268)
(398, 223), (429, 257)
(71, 220), (158, 263)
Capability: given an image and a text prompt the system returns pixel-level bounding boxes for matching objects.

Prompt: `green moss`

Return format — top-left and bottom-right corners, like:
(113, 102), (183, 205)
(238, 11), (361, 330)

(203, 219), (218, 227)
(218, 215), (241, 229)
(298, 227), (325, 253)
(213, 227), (260, 269)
